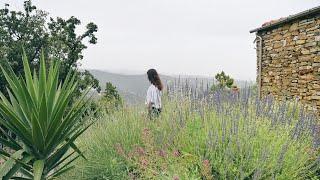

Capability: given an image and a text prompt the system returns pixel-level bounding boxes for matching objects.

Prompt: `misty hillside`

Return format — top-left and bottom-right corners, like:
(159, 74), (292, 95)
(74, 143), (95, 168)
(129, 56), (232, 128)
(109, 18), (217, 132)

(90, 70), (172, 104)
(89, 69), (253, 104)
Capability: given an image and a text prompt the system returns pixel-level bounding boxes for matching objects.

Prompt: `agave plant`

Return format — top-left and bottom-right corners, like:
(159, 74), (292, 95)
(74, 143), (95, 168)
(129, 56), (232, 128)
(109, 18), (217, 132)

(0, 52), (94, 179)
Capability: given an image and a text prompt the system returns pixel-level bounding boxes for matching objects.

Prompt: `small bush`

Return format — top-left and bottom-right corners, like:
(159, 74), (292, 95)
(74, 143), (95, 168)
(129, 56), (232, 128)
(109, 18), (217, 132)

(98, 82), (123, 114)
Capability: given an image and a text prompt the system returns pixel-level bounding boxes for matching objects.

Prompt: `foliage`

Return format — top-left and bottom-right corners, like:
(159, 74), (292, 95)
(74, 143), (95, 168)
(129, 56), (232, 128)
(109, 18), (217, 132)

(99, 82), (122, 114)
(0, 52), (94, 179)
(78, 70), (101, 93)
(59, 88), (319, 180)
(0, 0), (100, 95)
(213, 71), (234, 90)
(104, 82), (121, 102)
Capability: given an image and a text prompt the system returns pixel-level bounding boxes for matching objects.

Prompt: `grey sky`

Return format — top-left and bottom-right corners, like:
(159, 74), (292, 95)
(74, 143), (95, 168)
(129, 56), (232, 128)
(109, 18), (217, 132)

(2, 0), (319, 80)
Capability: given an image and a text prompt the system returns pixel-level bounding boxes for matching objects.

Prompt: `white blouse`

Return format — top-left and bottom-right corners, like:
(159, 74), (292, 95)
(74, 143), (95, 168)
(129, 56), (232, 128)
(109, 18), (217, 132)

(145, 84), (162, 109)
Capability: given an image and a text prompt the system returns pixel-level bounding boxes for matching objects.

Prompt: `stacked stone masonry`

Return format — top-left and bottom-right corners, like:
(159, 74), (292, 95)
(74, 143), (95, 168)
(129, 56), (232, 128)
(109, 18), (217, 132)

(257, 14), (320, 113)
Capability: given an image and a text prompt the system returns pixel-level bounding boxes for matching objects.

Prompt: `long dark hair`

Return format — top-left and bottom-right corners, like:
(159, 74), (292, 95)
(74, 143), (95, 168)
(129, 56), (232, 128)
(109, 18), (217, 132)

(147, 69), (163, 91)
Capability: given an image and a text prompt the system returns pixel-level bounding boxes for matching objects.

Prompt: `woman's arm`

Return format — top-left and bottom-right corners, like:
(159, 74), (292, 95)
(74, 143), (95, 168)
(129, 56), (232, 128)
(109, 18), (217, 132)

(146, 87), (154, 113)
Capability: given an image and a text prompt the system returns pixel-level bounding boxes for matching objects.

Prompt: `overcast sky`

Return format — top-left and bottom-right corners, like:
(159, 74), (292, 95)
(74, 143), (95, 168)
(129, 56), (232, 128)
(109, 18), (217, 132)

(1, 0), (319, 80)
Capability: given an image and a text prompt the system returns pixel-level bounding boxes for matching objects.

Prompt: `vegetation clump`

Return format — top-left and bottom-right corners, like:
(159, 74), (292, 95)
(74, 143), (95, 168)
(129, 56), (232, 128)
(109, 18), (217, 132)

(215, 71), (234, 89)
(60, 87), (320, 179)
(92, 82), (123, 116)
(211, 71), (236, 92)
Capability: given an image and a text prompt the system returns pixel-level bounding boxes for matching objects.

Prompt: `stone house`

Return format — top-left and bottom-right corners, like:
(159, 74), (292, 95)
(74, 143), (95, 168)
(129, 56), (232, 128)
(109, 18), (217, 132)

(250, 6), (320, 112)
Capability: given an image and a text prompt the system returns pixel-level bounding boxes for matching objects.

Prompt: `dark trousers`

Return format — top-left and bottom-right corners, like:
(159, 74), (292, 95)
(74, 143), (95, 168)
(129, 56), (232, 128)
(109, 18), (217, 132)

(149, 107), (161, 119)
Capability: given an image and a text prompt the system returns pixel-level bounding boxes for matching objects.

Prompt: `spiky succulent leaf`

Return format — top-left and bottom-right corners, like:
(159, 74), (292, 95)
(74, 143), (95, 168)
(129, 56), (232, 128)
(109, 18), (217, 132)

(0, 51), (93, 179)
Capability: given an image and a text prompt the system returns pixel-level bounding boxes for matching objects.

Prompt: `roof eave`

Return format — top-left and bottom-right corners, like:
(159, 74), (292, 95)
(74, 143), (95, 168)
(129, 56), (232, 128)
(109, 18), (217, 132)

(250, 5), (320, 34)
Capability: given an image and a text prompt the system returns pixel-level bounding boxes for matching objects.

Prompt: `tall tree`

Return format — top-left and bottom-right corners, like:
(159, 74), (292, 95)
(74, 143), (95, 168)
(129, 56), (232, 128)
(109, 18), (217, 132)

(0, 0), (100, 95)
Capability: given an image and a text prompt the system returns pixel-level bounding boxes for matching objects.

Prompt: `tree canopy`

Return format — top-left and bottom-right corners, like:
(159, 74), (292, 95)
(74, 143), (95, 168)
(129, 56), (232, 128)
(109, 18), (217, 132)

(211, 71), (234, 91)
(0, 0), (100, 95)
(104, 82), (121, 103)
(99, 82), (122, 113)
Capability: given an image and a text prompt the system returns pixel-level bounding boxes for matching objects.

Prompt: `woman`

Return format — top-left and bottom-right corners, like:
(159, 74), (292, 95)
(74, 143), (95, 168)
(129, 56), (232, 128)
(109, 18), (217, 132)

(146, 69), (163, 118)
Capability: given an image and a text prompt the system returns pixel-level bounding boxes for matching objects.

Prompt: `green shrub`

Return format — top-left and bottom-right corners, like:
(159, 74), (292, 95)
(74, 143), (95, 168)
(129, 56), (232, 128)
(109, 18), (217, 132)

(59, 107), (144, 179)
(214, 71), (234, 89)
(98, 82), (123, 114)
(60, 91), (319, 179)
(0, 52), (94, 179)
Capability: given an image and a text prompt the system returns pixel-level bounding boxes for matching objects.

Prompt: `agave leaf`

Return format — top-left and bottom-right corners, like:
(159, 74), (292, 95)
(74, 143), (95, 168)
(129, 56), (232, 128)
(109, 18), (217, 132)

(47, 150), (76, 171)
(0, 66), (36, 139)
(18, 168), (33, 179)
(45, 85), (80, 153)
(1, 66), (33, 117)
(33, 160), (45, 180)
(45, 106), (71, 149)
(0, 92), (13, 107)
(0, 127), (22, 150)
(0, 103), (32, 144)
(38, 51), (47, 99)
(61, 89), (91, 136)
(22, 50), (38, 105)
(6, 88), (31, 128)
(46, 106), (87, 153)
(0, 137), (21, 151)
(31, 117), (45, 155)
(45, 91), (78, 147)
(38, 92), (48, 145)
(0, 149), (11, 158)
(0, 90), (30, 129)
(11, 177), (32, 180)
(0, 151), (32, 172)
(46, 121), (93, 169)
(18, 77), (37, 114)
(67, 120), (96, 149)
(19, 74), (38, 109)
(46, 58), (55, 89)
(65, 87), (90, 119)
(50, 166), (75, 179)
(0, 150), (24, 179)
(45, 142), (70, 171)
(33, 68), (39, 99)
(69, 142), (86, 160)
(0, 150), (33, 174)
(60, 69), (75, 91)
(48, 81), (74, 126)
(63, 109), (92, 140)
(46, 61), (60, 122)
(3, 72), (35, 116)
(0, 119), (26, 146)
(0, 65), (19, 93)
(49, 154), (80, 178)
(3, 153), (33, 179)
(63, 105), (88, 137)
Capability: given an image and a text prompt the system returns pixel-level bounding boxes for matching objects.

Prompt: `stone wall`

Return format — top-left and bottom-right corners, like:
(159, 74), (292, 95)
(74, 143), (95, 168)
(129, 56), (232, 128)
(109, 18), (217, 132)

(257, 14), (320, 112)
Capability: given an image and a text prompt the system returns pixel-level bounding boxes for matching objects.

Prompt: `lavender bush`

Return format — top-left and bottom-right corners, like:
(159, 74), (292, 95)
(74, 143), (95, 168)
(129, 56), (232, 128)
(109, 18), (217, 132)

(59, 80), (320, 179)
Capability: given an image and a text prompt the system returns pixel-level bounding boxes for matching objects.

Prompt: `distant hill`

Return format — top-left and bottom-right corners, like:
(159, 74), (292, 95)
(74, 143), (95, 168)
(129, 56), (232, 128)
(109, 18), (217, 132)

(90, 70), (171, 103)
(89, 69), (254, 104)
